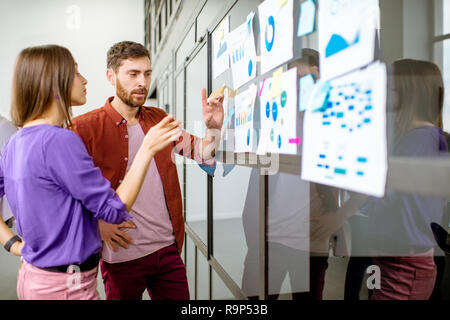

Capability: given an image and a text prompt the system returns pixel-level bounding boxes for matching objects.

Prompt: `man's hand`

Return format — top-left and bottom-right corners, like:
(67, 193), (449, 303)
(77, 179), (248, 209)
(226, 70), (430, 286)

(99, 220), (136, 251)
(310, 212), (345, 241)
(202, 88), (224, 130)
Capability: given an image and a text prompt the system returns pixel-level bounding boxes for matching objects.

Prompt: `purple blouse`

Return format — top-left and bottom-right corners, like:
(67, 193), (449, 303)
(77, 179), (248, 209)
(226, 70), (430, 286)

(0, 125), (131, 268)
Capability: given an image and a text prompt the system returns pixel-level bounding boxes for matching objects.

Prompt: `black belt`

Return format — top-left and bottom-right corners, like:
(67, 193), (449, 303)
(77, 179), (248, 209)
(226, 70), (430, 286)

(40, 253), (100, 273)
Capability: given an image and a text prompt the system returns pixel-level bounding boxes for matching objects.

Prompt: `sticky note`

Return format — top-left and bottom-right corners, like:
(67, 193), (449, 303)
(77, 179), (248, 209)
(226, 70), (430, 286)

(297, 0), (316, 37)
(299, 74), (315, 111)
(277, 0), (288, 7)
(309, 80), (331, 112)
(289, 137), (302, 145)
(219, 20), (225, 40)
(270, 67), (283, 99)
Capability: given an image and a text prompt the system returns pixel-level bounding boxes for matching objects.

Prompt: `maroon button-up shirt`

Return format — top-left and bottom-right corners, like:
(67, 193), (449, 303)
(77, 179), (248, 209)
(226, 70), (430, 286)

(72, 97), (207, 252)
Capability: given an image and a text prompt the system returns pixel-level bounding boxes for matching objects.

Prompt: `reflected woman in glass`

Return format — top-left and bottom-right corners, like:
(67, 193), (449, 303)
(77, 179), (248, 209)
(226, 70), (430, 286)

(364, 59), (448, 299)
(312, 59), (448, 300)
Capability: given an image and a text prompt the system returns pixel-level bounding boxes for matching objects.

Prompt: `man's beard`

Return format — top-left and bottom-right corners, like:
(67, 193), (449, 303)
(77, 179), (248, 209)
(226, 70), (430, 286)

(116, 78), (148, 108)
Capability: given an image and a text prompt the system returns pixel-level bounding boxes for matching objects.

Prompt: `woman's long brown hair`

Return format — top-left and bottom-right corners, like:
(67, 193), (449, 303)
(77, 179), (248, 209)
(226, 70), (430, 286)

(11, 45), (75, 128)
(392, 59), (444, 139)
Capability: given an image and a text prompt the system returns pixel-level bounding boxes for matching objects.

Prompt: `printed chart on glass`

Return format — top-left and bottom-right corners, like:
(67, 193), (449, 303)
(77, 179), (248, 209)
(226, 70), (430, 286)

(301, 62), (387, 197)
(227, 13), (257, 89)
(318, 0), (379, 81)
(234, 84), (258, 153)
(213, 16), (230, 79)
(258, 0), (294, 75)
(218, 87), (235, 152)
(258, 67), (298, 155)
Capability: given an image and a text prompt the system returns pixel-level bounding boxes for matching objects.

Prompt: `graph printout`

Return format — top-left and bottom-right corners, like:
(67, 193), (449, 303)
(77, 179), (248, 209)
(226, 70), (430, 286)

(258, 0), (294, 75)
(301, 62), (387, 197)
(258, 67), (298, 155)
(227, 14), (258, 89)
(318, 0), (379, 80)
(234, 84), (258, 153)
(213, 16), (230, 79)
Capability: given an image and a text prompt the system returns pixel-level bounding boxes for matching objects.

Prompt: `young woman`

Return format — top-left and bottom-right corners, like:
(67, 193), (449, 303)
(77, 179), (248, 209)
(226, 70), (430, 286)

(0, 44), (182, 300)
(364, 59), (448, 300)
(311, 59), (448, 300)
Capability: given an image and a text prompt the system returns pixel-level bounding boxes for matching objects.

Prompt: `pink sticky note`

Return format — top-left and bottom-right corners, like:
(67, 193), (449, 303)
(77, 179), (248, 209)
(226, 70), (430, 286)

(289, 137), (302, 145)
(259, 78), (266, 97)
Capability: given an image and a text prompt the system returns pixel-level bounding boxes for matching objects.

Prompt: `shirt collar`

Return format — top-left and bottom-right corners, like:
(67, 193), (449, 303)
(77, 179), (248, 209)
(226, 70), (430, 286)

(104, 97), (144, 127)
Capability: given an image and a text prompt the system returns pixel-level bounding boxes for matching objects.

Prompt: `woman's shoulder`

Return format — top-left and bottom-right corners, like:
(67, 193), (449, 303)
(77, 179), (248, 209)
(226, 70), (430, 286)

(42, 126), (84, 149)
(396, 126), (443, 156)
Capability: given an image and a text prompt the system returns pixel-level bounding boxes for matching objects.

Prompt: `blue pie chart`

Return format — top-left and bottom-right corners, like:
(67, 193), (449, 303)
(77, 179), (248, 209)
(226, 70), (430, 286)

(265, 16), (275, 52)
(272, 101), (278, 122)
(247, 129), (251, 146)
(278, 135), (282, 149)
(265, 102), (271, 118)
(248, 60), (253, 76)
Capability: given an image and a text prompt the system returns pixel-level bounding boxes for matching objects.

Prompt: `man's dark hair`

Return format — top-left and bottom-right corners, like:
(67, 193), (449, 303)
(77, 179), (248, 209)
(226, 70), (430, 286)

(299, 48), (319, 67)
(107, 41), (150, 72)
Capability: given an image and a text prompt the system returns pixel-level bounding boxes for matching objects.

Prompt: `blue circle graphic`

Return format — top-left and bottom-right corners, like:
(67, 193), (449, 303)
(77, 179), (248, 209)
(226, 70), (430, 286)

(265, 102), (271, 118)
(248, 60), (253, 76)
(272, 101), (278, 122)
(278, 135), (282, 149)
(247, 129), (251, 146)
(265, 16), (275, 52)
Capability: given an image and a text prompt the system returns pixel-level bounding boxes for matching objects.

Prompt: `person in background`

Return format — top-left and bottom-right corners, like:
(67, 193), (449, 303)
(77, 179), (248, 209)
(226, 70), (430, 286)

(312, 59), (448, 300)
(241, 49), (337, 300)
(0, 116), (19, 255)
(72, 41), (224, 300)
(0, 44), (182, 300)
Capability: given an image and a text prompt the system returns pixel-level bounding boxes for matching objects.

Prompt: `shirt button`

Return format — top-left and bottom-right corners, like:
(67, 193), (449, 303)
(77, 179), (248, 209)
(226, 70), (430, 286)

(125, 135), (129, 139)
(122, 120), (126, 124)
(119, 179), (123, 183)
(116, 122), (119, 126)
(124, 157), (128, 161)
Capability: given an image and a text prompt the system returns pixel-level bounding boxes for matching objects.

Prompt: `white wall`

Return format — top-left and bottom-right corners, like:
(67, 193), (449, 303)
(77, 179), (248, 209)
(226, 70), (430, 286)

(0, 0), (144, 119)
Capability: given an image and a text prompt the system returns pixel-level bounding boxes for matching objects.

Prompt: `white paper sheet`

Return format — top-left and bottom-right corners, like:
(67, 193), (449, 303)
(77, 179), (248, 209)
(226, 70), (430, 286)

(258, 68), (298, 155)
(228, 13), (257, 89)
(213, 16), (230, 79)
(299, 74), (315, 111)
(258, 0), (294, 75)
(301, 62), (387, 197)
(318, 0), (379, 81)
(234, 84), (258, 153)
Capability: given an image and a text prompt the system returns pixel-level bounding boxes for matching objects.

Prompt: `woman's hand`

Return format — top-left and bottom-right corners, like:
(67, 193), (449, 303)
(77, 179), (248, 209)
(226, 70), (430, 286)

(10, 240), (24, 257)
(143, 115), (183, 156)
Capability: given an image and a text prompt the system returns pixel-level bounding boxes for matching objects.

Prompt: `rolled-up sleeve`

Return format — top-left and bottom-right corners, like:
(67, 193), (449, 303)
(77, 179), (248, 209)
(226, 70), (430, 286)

(45, 130), (132, 224)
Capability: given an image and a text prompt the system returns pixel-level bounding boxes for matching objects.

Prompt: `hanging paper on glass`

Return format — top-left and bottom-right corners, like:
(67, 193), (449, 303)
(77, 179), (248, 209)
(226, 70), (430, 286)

(258, 0), (294, 75)
(301, 62), (387, 197)
(213, 16), (230, 79)
(258, 67), (298, 155)
(297, 0), (316, 37)
(234, 84), (258, 153)
(318, 0), (379, 81)
(227, 13), (257, 90)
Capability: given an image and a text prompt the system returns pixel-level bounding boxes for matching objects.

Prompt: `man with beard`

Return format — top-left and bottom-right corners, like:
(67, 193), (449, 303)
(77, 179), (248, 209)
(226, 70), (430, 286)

(72, 41), (224, 300)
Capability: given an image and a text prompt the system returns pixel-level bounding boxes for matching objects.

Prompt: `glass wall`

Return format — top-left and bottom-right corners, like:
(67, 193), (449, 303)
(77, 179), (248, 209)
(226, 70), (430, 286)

(146, 0), (450, 301)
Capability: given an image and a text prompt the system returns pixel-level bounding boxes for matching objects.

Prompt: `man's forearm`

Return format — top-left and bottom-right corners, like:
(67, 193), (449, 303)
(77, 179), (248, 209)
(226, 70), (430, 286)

(200, 128), (221, 160)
